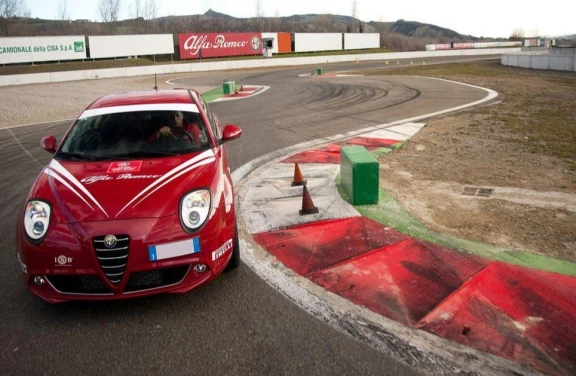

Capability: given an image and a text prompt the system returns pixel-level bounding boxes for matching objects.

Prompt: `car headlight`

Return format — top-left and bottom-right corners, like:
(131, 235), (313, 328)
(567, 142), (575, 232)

(180, 190), (211, 231)
(24, 200), (51, 243)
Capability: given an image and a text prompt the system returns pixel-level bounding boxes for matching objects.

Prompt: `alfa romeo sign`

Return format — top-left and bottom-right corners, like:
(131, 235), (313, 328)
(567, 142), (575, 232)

(178, 33), (262, 59)
(0, 36), (86, 65)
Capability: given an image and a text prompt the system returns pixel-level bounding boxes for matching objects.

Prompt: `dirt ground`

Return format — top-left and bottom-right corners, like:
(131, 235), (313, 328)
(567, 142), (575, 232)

(360, 61), (576, 263)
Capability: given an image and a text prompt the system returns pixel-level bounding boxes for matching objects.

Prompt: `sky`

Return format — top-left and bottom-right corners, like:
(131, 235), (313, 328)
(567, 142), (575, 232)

(26, 0), (575, 38)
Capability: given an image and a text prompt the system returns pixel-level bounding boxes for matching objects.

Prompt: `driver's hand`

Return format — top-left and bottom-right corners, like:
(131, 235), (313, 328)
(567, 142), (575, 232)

(158, 126), (171, 137)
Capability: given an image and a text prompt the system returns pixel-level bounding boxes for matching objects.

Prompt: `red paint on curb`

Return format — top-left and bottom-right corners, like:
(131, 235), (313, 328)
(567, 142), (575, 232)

(417, 262), (576, 375)
(281, 150), (340, 164)
(308, 239), (490, 326)
(222, 86), (262, 98)
(253, 217), (409, 275)
(337, 137), (401, 149)
(281, 138), (402, 164)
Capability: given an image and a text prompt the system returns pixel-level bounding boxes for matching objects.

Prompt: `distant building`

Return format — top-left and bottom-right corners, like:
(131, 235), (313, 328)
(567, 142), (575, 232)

(75, 19), (91, 23)
(524, 39), (556, 47)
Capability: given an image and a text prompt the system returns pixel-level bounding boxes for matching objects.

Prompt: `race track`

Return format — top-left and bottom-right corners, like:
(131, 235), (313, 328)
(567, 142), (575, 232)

(0, 56), (494, 375)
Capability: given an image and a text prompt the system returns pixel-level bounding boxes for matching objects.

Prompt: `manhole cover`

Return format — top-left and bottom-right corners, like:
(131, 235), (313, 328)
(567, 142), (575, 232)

(462, 187), (494, 197)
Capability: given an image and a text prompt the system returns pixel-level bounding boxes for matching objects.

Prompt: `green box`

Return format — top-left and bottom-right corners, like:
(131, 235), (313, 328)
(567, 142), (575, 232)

(223, 81), (236, 94)
(317, 67), (323, 75)
(340, 146), (379, 205)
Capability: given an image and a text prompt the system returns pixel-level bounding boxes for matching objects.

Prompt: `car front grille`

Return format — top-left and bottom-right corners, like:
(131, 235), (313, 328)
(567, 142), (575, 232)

(93, 235), (130, 285)
(124, 265), (190, 293)
(46, 275), (111, 295)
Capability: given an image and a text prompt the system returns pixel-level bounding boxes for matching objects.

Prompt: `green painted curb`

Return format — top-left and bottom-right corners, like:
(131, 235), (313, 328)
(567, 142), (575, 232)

(336, 175), (576, 277)
(201, 86), (225, 103)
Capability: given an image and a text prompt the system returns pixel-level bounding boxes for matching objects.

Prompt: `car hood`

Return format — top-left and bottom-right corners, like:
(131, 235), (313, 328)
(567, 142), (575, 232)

(34, 149), (217, 223)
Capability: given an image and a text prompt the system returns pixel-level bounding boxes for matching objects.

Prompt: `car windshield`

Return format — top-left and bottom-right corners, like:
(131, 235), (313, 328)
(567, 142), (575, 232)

(57, 110), (211, 161)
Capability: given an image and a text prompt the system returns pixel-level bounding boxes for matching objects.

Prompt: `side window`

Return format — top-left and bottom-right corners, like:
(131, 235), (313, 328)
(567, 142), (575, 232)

(198, 94), (221, 142)
(206, 108), (222, 141)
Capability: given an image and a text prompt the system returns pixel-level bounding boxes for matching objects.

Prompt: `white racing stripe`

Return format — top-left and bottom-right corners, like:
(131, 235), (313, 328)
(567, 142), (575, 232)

(115, 149), (215, 217)
(49, 160), (110, 218)
(44, 168), (95, 211)
(132, 157), (215, 209)
(79, 103), (199, 119)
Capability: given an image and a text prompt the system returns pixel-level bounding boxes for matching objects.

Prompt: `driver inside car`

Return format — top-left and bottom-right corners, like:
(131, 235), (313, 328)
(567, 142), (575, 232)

(147, 111), (204, 144)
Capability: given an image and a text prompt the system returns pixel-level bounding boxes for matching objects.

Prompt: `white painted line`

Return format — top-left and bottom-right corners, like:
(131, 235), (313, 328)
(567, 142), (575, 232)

(2, 118), (75, 130)
(362, 123), (426, 141)
(6, 128), (44, 168)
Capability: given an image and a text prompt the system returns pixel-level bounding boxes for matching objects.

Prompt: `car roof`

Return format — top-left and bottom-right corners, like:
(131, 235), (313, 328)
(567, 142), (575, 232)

(88, 90), (200, 110)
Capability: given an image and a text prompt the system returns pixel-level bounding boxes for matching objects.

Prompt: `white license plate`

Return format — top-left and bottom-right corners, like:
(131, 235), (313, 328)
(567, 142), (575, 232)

(148, 238), (200, 262)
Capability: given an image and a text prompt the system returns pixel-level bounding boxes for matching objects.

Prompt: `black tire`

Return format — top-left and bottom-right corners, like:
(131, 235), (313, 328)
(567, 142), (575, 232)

(225, 220), (240, 271)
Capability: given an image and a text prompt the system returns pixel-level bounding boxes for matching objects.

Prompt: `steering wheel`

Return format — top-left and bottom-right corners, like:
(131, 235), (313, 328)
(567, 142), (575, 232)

(164, 128), (195, 143)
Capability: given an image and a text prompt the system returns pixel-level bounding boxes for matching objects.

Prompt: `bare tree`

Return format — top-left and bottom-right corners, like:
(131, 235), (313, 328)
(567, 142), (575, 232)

(509, 28), (525, 41)
(130, 0), (142, 18)
(0, 0), (29, 18)
(57, 0), (70, 20)
(314, 14), (332, 33)
(143, 0), (157, 20)
(98, 0), (122, 22)
(255, 0), (263, 31)
(0, 0), (29, 35)
(350, 0), (358, 32)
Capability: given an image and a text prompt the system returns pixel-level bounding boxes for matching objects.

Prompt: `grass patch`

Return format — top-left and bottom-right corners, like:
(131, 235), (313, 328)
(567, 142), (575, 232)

(337, 175), (576, 277)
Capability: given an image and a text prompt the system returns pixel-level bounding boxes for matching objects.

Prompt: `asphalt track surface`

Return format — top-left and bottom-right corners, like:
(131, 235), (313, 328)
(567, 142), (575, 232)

(0, 56), (493, 375)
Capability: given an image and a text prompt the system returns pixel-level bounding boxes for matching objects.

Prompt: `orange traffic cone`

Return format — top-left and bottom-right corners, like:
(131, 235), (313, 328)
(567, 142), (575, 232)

(291, 163), (307, 187)
(300, 186), (319, 216)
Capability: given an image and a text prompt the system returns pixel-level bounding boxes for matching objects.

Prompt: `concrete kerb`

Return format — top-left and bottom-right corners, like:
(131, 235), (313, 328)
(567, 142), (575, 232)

(236, 210), (536, 375)
(0, 48), (522, 88)
(230, 79), (530, 374)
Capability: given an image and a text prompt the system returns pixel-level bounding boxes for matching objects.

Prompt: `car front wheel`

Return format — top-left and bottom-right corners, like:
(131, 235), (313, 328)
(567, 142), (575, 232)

(225, 221), (240, 271)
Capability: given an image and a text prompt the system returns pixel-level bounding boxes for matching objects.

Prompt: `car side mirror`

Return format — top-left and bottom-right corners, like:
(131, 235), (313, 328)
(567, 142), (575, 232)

(221, 124), (242, 144)
(41, 136), (57, 154)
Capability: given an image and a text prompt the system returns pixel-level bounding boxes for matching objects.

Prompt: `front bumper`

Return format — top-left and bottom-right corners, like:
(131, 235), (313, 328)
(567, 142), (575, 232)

(16, 207), (235, 302)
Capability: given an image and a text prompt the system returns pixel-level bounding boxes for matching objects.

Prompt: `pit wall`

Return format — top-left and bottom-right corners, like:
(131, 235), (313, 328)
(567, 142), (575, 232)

(502, 51), (576, 72)
(0, 47), (521, 87)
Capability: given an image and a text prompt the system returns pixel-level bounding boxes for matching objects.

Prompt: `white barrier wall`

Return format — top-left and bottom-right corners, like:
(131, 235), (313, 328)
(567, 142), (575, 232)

(502, 52), (576, 72)
(88, 34), (174, 59)
(0, 36), (86, 64)
(261, 32), (279, 54)
(294, 33), (342, 52)
(0, 48), (522, 87)
(344, 33), (380, 50)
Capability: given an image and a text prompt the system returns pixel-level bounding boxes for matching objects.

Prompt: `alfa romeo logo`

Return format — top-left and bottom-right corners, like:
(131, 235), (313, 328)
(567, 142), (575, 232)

(251, 35), (261, 51)
(104, 235), (117, 248)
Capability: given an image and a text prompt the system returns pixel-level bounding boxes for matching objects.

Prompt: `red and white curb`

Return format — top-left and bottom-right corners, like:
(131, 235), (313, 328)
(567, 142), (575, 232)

(231, 78), (538, 374)
(298, 73), (364, 78)
(212, 85), (270, 102)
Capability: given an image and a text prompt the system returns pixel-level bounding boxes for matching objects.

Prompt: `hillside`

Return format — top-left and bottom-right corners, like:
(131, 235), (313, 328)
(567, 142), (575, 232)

(0, 10), (487, 52)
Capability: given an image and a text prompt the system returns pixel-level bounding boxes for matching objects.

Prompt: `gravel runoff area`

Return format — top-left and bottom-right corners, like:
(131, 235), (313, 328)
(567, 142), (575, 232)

(351, 60), (576, 263)
(0, 73), (216, 128)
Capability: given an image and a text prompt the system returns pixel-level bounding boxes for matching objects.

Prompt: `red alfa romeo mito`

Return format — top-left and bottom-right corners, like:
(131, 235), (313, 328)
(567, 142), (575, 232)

(15, 89), (242, 302)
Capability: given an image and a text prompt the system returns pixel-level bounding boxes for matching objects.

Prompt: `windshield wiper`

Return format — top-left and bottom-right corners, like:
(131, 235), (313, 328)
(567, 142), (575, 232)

(56, 152), (101, 162)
